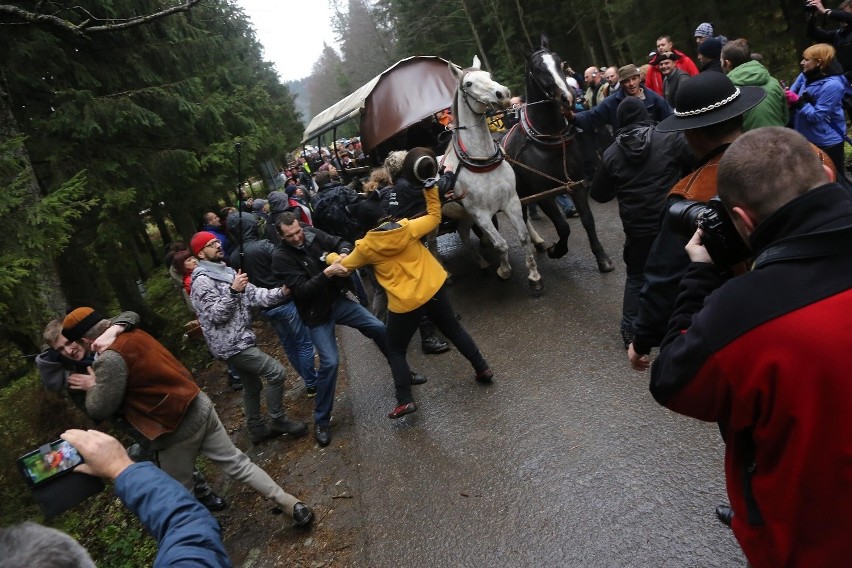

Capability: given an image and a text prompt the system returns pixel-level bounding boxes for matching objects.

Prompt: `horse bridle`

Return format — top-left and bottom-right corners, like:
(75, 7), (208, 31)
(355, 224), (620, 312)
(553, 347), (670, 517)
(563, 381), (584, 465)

(451, 69), (505, 174)
(458, 69), (502, 116)
(526, 48), (573, 107)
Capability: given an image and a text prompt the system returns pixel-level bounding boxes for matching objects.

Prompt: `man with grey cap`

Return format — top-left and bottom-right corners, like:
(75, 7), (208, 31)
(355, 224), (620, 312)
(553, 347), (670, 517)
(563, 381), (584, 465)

(572, 64), (672, 132)
(694, 22), (714, 46)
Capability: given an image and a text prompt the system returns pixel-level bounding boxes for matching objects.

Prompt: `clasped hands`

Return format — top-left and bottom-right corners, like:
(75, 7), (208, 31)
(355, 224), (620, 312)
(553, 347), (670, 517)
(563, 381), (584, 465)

(324, 259), (351, 277)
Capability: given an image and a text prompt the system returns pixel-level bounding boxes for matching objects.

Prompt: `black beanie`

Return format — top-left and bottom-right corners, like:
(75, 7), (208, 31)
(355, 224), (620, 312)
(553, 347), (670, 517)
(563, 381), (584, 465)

(699, 38), (723, 60)
(616, 97), (651, 129)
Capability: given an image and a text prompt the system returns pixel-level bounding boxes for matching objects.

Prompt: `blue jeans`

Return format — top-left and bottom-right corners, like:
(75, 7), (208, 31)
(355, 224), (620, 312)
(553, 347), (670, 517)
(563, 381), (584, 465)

(262, 302), (318, 388)
(556, 194), (576, 214)
(308, 297), (389, 426)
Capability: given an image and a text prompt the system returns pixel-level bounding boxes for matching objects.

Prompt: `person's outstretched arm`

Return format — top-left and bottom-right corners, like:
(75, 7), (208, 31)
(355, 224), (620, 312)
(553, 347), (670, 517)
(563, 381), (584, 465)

(62, 429), (231, 568)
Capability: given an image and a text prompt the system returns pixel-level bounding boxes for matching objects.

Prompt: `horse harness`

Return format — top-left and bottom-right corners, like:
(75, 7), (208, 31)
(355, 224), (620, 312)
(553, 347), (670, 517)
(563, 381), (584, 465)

(501, 105), (586, 198)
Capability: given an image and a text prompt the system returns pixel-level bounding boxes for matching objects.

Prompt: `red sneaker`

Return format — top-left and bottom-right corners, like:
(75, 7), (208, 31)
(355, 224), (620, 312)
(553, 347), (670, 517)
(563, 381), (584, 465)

(388, 402), (417, 419)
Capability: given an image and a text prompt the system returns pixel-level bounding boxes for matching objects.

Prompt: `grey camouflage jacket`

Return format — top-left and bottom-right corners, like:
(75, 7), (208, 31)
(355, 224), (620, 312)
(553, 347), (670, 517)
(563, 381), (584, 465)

(190, 261), (286, 360)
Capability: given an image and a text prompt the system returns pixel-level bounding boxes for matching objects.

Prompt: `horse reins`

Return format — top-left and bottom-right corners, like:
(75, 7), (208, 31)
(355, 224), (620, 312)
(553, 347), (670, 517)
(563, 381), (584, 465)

(500, 107), (584, 198)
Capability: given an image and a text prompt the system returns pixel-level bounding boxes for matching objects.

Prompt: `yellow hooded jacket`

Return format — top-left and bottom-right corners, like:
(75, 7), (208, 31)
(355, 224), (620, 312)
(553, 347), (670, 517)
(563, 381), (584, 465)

(327, 186), (446, 314)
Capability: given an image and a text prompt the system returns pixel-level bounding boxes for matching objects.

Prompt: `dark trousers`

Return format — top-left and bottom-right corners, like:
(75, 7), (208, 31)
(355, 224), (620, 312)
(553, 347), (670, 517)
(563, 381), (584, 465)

(387, 286), (487, 405)
(820, 141), (846, 179)
(622, 234), (656, 333)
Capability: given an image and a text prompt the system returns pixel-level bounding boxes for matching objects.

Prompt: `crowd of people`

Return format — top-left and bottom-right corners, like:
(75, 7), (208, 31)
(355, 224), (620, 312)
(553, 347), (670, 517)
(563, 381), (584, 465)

(9, 5), (852, 566)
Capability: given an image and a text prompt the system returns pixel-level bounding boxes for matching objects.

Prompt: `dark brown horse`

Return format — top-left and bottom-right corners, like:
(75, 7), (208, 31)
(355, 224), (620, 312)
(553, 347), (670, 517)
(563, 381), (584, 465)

(501, 36), (614, 273)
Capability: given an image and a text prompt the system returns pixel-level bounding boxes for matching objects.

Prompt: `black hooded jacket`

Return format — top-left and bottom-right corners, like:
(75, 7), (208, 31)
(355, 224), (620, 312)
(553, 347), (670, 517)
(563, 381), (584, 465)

(590, 100), (695, 238)
(227, 212), (279, 289)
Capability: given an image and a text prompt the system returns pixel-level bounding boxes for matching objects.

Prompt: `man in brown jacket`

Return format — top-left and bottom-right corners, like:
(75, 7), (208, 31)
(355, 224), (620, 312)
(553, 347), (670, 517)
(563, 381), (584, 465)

(60, 307), (313, 527)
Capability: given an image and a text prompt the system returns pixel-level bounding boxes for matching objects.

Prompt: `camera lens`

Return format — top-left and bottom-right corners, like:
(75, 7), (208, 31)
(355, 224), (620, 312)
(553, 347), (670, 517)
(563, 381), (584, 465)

(667, 199), (707, 235)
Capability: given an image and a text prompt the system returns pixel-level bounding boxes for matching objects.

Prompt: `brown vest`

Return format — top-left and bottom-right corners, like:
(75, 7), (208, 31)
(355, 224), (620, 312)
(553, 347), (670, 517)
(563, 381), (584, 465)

(668, 145), (835, 202)
(668, 153), (722, 202)
(108, 330), (200, 441)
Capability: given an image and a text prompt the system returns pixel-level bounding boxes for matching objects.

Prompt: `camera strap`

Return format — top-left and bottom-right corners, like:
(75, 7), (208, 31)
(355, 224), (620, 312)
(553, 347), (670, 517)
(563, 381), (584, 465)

(753, 224), (852, 269)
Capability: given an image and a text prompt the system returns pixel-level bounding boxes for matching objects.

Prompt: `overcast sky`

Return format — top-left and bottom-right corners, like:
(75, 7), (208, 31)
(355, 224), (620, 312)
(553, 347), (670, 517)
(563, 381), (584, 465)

(237, 0), (339, 82)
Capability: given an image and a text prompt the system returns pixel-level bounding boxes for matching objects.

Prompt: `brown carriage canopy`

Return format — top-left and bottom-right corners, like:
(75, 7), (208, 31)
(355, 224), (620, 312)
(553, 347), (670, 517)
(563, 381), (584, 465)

(301, 56), (458, 154)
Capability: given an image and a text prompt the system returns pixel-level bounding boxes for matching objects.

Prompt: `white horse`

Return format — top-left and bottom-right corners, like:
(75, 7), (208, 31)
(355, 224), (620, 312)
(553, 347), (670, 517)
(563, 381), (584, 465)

(442, 57), (543, 293)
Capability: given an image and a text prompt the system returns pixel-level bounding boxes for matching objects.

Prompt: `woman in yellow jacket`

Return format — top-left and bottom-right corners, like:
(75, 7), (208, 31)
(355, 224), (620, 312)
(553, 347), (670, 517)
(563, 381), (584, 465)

(325, 149), (492, 419)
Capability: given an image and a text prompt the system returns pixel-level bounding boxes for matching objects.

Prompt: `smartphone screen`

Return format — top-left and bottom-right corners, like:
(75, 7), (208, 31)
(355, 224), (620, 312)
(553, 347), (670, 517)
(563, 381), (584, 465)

(18, 440), (83, 487)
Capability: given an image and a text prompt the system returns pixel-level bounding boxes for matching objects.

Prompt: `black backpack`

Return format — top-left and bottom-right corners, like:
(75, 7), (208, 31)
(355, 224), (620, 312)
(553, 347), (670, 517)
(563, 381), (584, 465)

(312, 186), (363, 242)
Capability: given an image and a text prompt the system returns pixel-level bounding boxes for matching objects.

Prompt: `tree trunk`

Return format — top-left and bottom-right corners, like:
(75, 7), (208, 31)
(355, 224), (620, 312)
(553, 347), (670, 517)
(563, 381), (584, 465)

(0, 71), (68, 321)
(136, 219), (160, 268)
(513, 0), (532, 47)
(459, 0), (492, 72)
(593, 4), (616, 65)
(150, 201), (173, 246)
(485, 0), (515, 71)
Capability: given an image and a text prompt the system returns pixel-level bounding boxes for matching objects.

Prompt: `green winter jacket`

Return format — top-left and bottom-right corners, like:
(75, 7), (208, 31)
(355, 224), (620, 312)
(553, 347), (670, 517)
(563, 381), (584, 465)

(726, 60), (789, 131)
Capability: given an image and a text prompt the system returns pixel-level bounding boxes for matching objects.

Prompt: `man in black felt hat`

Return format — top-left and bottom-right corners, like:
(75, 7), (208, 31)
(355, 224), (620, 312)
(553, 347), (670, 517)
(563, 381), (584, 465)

(627, 72), (765, 373)
(625, 71), (765, 529)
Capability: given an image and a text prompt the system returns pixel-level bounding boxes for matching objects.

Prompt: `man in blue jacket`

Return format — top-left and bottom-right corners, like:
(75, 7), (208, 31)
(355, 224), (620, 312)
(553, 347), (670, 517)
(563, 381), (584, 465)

(572, 64), (673, 131)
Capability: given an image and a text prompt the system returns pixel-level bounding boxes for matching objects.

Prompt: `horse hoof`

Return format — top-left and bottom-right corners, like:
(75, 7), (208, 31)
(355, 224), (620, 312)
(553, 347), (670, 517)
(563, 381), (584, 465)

(546, 243), (569, 259)
(533, 241), (547, 253)
(597, 257), (615, 273)
(496, 268), (512, 280)
(528, 278), (544, 296)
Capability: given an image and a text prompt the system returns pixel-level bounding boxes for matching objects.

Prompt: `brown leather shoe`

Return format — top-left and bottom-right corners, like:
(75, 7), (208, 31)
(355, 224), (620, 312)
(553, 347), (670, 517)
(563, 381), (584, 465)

(474, 367), (494, 383)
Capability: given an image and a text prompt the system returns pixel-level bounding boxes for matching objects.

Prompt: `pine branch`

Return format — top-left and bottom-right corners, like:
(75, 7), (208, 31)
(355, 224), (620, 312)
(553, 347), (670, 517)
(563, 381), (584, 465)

(0, 0), (202, 38)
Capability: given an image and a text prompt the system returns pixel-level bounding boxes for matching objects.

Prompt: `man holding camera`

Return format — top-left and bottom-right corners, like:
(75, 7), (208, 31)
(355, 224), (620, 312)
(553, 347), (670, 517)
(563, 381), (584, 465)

(1, 429), (231, 567)
(649, 126), (852, 566)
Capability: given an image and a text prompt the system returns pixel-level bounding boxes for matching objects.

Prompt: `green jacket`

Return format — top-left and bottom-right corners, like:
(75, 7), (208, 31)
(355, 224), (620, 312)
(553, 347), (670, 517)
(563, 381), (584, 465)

(726, 60), (789, 131)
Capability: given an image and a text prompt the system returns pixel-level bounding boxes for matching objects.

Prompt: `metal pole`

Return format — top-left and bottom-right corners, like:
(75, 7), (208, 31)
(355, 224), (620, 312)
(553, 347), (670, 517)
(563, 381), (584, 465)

(235, 141), (244, 267)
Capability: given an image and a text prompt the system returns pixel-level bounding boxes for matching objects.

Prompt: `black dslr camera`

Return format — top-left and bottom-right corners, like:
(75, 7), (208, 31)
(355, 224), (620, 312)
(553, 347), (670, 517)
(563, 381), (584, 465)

(668, 196), (751, 267)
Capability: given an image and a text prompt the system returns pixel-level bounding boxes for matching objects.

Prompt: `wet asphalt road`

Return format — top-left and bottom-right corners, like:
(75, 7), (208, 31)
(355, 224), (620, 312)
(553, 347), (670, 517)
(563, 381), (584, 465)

(336, 199), (746, 567)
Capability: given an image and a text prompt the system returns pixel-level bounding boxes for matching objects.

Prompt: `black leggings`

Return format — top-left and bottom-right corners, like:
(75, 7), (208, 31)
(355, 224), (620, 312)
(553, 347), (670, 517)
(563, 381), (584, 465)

(386, 286), (487, 404)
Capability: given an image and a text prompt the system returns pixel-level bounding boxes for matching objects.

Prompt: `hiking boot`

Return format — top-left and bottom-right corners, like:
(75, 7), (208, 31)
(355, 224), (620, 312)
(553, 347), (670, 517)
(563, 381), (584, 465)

(410, 371), (427, 385)
(249, 425), (278, 445)
(270, 418), (308, 438)
(422, 335), (450, 354)
(293, 502), (314, 527)
(228, 370), (243, 391)
(196, 492), (228, 512)
(474, 367), (494, 383)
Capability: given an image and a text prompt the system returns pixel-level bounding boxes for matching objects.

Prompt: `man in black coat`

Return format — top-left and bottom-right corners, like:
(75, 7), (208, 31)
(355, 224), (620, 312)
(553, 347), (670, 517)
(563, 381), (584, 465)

(590, 98), (695, 348)
(271, 213), (423, 447)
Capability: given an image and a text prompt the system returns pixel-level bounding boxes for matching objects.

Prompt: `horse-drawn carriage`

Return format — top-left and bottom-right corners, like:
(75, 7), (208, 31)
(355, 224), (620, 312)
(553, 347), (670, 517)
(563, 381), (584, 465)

(302, 41), (613, 292)
(301, 56), (457, 170)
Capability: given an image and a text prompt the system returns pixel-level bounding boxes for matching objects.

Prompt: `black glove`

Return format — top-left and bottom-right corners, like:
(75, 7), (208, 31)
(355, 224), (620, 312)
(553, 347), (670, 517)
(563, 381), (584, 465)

(436, 170), (457, 196)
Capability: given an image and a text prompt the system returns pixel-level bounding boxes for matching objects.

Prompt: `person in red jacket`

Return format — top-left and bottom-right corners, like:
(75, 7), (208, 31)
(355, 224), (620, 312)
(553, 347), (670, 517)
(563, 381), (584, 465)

(645, 35), (699, 95)
(650, 126), (852, 567)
